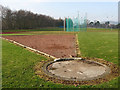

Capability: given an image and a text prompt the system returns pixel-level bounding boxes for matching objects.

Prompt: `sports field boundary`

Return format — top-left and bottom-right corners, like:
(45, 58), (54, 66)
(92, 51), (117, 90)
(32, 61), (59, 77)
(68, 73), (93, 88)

(75, 34), (81, 57)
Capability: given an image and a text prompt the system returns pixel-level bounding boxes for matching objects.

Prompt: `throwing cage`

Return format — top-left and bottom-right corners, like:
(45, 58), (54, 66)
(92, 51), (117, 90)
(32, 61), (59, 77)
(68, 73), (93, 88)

(65, 14), (87, 32)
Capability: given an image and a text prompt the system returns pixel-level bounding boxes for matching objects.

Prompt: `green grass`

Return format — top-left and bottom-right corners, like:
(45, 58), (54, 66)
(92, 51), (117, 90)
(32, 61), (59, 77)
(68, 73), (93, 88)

(77, 31), (119, 88)
(78, 31), (118, 64)
(2, 27), (64, 32)
(87, 28), (118, 31)
(1, 34), (33, 36)
(2, 27), (118, 33)
(79, 77), (118, 88)
(2, 29), (119, 88)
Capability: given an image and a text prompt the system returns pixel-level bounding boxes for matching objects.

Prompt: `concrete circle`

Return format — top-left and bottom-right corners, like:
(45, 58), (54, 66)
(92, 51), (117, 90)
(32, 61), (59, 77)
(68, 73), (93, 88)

(42, 58), (110, 81)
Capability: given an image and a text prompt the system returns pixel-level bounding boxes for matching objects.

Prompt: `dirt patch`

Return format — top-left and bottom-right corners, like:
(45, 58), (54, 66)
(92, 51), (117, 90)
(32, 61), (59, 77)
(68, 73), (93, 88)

(3, 35), (76, 58)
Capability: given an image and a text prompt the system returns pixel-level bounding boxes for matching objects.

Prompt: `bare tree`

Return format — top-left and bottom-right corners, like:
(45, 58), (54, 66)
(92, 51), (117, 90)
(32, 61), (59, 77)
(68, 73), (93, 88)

(1, 5), (64, 30)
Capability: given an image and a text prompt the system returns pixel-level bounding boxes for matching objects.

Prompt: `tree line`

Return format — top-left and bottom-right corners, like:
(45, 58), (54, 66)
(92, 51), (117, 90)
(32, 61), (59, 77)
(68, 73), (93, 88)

(1, 5), (63, 30)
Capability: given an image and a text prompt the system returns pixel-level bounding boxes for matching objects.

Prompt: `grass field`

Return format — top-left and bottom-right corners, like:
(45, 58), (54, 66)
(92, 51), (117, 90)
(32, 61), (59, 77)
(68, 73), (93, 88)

(2, 28), (119, 88)
(1, 31), (76, 36)
(78, 31), (118, 64)
(2, 27), (118, 33)
(2, 27), (64, 33)
(87, 28), (118, 31)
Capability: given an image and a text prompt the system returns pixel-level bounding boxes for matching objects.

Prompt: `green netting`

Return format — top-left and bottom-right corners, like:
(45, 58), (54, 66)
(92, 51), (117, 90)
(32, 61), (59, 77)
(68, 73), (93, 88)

(66, 15), (87, 32)
(66, 18), (73, 32)
(73, 17), (80, 31)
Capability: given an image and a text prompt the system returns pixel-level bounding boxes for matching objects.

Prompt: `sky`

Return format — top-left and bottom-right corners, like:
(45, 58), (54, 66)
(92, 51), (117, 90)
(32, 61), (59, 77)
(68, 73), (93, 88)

(0, 0), (119, 22)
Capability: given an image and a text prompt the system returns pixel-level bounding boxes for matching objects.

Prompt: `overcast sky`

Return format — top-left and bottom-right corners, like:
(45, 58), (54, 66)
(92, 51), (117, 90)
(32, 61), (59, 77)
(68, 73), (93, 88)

(0, 0), (119, 22)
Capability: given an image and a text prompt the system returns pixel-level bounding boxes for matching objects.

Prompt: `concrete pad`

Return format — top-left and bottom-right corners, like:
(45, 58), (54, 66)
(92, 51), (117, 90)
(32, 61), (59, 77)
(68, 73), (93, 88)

(47, 59), (110, 81)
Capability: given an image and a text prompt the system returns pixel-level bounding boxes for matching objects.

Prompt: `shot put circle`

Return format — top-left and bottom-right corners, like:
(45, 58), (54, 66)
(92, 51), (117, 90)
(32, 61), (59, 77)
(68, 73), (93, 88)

(42, 58), (111, 81)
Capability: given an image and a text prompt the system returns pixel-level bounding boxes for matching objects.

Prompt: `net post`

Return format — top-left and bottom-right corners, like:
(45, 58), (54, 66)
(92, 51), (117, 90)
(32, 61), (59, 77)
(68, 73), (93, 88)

(64, 17), (66, 31)
(73, 17), (74, 32)
(85, 12), (87, 31)
(67, 16), (69, 32)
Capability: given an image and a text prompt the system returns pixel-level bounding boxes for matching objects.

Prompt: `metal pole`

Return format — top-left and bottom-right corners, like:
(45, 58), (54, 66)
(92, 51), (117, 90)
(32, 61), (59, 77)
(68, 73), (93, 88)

(67, 16), (69, 32)
(73, 17), (74, 32)
(64, 17), (65, 31)
(66, 17), (68, 32)
(85, 12), (87, 31)
(78, 11), (80, 31)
